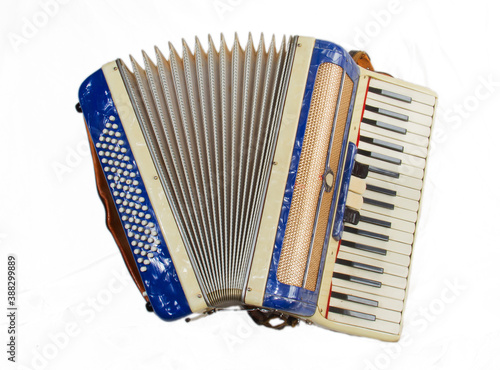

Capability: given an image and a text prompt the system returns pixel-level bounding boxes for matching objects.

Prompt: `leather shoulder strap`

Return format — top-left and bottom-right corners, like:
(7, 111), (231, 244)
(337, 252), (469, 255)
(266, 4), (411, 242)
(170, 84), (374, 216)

(247, 307), (300, 330)
(349, 50), (393, 77)
(349, 50), (375, 71)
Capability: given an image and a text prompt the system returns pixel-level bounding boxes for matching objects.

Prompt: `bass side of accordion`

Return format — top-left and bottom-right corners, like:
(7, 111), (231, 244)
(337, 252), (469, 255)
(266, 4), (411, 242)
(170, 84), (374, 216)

(77, 34), (437, 341)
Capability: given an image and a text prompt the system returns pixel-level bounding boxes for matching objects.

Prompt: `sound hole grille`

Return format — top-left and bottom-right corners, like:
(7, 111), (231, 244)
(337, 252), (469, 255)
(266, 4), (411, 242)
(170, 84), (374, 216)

(304, 74), (353, 291)
(277, 62), (343, 288)
(120, 34), (289, 306)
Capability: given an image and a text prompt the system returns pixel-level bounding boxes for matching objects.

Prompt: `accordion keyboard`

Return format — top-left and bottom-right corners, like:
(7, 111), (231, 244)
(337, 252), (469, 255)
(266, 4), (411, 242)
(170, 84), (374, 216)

(327, 75), (436, 336)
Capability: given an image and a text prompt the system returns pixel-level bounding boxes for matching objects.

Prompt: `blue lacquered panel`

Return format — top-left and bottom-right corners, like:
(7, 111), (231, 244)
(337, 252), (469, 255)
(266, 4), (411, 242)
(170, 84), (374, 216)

(263, 39), (359, 316)
(78, 68), (191, 321)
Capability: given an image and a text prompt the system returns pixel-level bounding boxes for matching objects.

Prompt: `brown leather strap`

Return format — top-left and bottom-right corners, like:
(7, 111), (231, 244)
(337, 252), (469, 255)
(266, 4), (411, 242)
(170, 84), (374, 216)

(247, 308), (300, 330)
(349, 50), (393, 77)
(85, 123), (148, 301)
(349, 50), (375, 71)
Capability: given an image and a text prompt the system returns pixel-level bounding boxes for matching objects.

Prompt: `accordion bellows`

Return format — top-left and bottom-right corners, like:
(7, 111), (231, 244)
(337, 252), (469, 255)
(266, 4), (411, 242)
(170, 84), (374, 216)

(122, 35), (289, 306)
(78, 33), (437, 341)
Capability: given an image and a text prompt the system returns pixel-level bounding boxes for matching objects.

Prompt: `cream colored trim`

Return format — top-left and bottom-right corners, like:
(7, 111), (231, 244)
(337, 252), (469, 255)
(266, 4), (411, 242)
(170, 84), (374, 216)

(314, 238), (340, 315)
(244, 36), (315, 306)
(348, 73), (370, 143)
(102, 61), (207, 314)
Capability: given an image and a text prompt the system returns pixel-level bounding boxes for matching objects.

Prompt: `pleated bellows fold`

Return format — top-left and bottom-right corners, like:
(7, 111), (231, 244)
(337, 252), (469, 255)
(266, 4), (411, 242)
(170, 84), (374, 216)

(120, 34), (288, 306)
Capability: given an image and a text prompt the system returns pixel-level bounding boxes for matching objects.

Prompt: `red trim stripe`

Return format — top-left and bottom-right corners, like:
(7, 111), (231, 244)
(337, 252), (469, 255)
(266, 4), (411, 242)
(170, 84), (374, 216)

(326, 280), (333, 319)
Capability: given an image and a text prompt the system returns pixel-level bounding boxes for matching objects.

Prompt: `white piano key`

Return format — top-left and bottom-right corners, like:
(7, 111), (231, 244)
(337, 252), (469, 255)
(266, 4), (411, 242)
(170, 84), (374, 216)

(333, 263), (406, 289)
(332, 284), (404, 311)
(346, 191), (363, 210)
(357, 154), (424, 180)
(342, 231), (412, 258)
(360, 130), (428, 158)
(363, 110), (431, 138)
(365, 176), (421, 201)
(332, 276), (406, 300)
(348, 176), (366, 194)
(361, 122), (429, 150)
(343, 224), (390, 243)
(354, 220), (414, 245)
(358, 141), (427, 169)
(336, 256), (384, 275)
(362, 200), (418, 223)
(357, 154), (424, 181)
(367, 91), (434, 116)
(359, 136), (405, 154)
(329, 297), (402, 323)
(333, 264), (406, 289)
(368, 171), (423, 192)
(363, 189), (419, 212)
(328, 310), (401, 335)
(369, 78), (436, 106)
(339, 245), (410, 271)
(337, 250), (409, 278)
(365, 98), (433, 127)
(360, 209), (415, 234)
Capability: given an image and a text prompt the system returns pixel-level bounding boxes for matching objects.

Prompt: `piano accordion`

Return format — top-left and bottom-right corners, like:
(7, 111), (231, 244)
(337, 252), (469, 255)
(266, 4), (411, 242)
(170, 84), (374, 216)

(77, 34), (437, 341)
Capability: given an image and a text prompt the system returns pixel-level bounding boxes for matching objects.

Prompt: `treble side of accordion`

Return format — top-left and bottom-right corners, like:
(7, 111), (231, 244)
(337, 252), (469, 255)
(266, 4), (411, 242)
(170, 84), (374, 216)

(78, 33), (437, 340)
(245, 37), (360, 315)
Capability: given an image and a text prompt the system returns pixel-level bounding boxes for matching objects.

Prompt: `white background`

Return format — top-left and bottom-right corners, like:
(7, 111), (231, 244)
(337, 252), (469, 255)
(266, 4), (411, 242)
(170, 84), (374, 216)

(1, 0), (499, 369)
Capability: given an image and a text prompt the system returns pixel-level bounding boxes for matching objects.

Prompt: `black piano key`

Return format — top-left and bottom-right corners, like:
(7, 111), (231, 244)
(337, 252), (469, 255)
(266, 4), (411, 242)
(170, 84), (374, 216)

(352, 161), (369, 179)
(336, 258), (384, 274)
(365, 105), (409, 122)
(343, 226), (389, 242)
(329, 306), (376, 321)
(351, 261), (384, 274)
(379, 108), (409, 122)
(368, 86), (412, 103)
(368, 165), (400, 179)
(357, 148), (371, 157)
(372, 138), (404, 152)
(359, 215), (392, 228)
(362, 118), (407, 135)
(341, 240), (387, 256)
(333, 272), (382, 288)
(331, 291), (379, 307)
(344, 208), (360, 225)
(371, 152), (401, 166)
(366, 184), (397, 197)
(357, 149), (401, 166)
(363, 197), (395, 210)
(360, 136), (404, 153)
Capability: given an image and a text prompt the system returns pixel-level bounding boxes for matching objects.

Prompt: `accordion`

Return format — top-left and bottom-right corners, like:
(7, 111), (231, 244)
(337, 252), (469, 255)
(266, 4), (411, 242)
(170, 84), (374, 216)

(77, 34), (437, 341)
